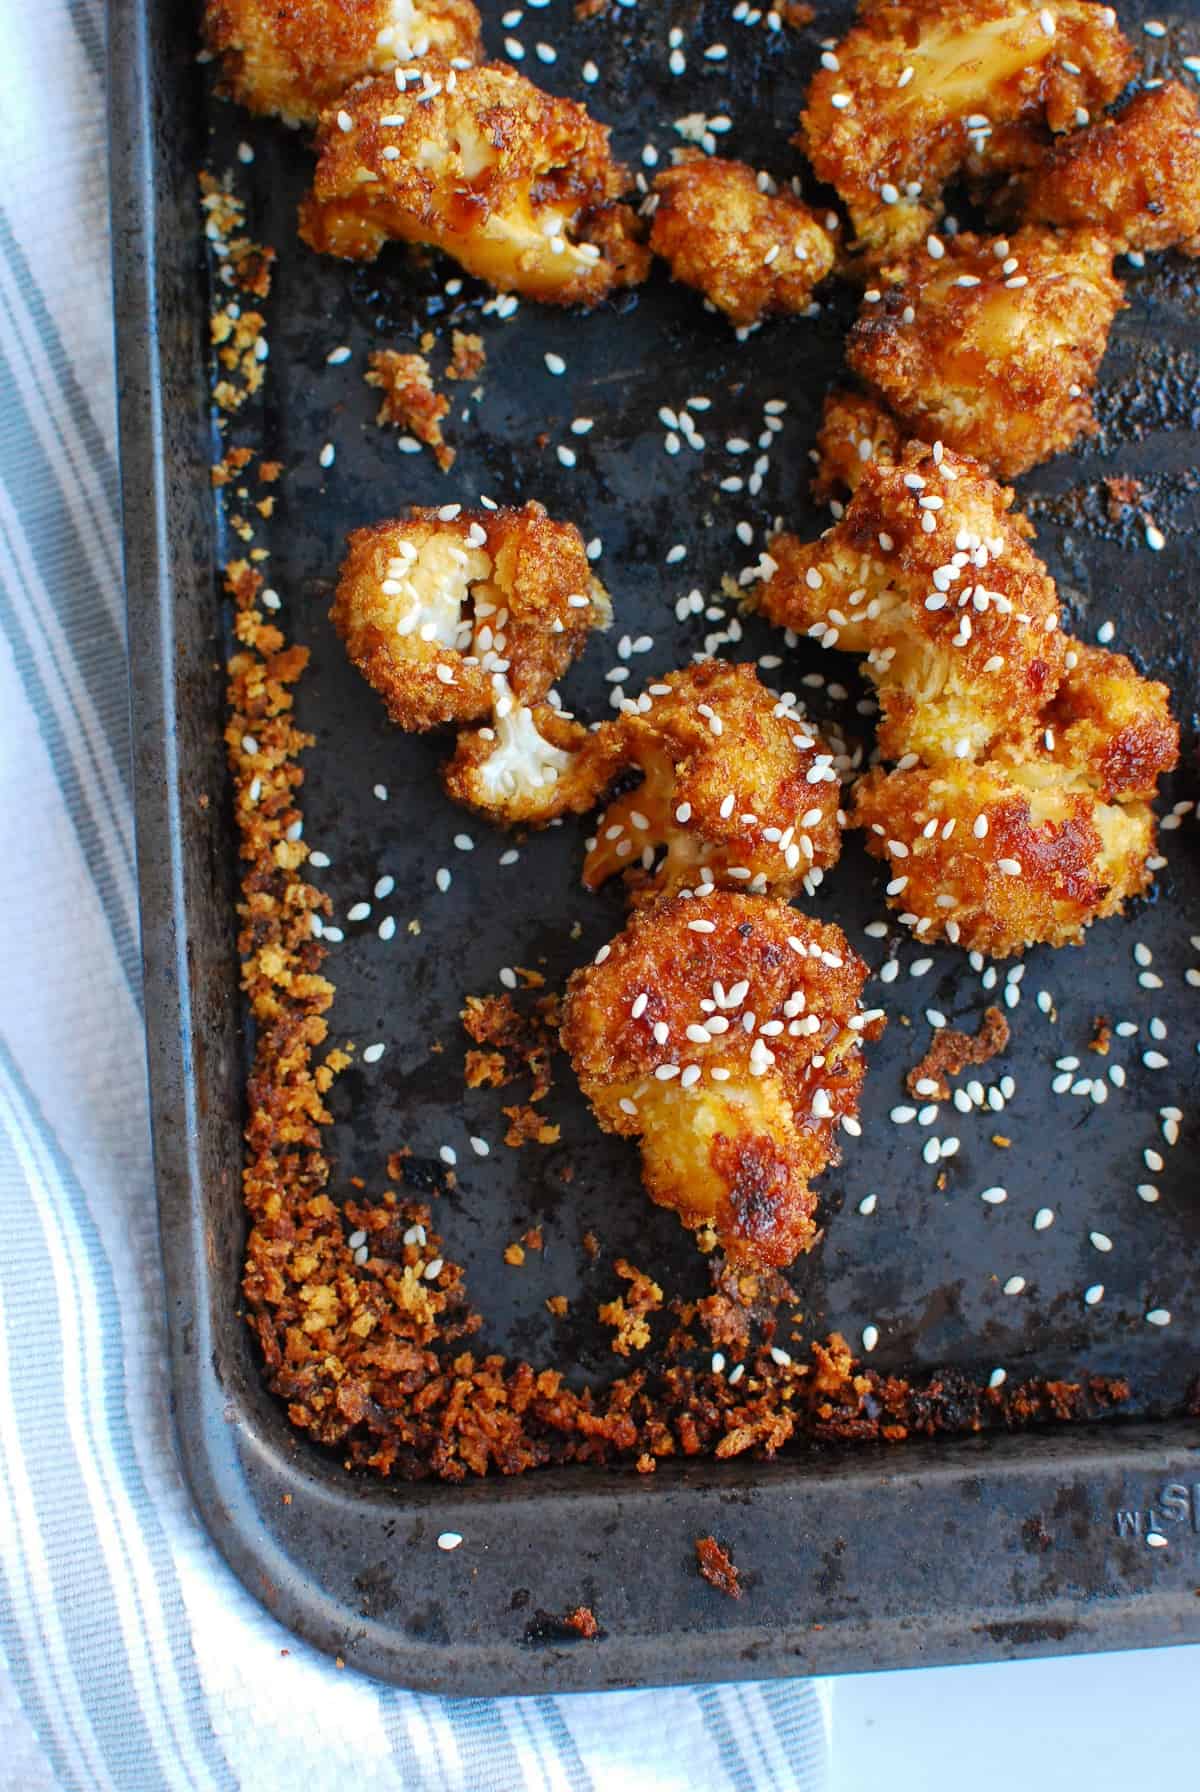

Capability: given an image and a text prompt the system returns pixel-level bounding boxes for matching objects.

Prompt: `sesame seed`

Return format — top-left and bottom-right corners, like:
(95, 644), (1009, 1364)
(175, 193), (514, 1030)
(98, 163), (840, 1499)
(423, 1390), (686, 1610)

(437, 1532), (463, 1551)
(319, 442), (335, 468)
(362, 1042), (385, 1064)
(1145, 522), (1166, 551)
(981, 1187), (1007, 1204)
(862, 1325), (879, 1353)
(435, 867), (451, 892)
(988, 1368), (1007, 1389)
(1003, 1276), (1026, 1296)
(770, 1346), (792, 1366)
(439, 1146), (457, 1165)
(544, 352), (566, 375)
(1146, 1308), (1171, 1326)
(326, 345), (352, 365)
(1090, 1231), (1113, 1253)
(1084, 1283), (1105, 1306)
(1034, 1208), (1054, 1231)
(347, 902), (370, 922)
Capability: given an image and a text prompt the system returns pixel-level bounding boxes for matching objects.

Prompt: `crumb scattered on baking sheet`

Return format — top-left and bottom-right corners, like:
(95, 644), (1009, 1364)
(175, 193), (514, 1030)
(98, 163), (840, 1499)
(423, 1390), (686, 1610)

(906, 1007), (1011, 1101)
(598, 1259), (665, 1357)
(446, 330), (486, 382)
(365, 349), (454, 470)
(695, 1535), (742, 1599)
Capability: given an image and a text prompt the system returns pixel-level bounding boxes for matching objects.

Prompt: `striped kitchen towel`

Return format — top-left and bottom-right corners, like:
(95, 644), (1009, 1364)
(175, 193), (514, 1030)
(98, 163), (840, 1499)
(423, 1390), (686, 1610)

(0, 1), (831, 1787)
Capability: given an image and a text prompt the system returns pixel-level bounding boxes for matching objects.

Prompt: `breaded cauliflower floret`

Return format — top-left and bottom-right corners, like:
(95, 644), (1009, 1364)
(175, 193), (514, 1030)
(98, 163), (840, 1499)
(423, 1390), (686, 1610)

(1016, 81), (1200, 257)
(798, 0), (1137, 263)
(812, 389), (904, 504)
(332, 502), (609, 731)
(649, 156), (837, 326)
(442, 699), (600, 824)
(299, 62), (650, 304)
(203, 0), (481, 127)
(580, 661), (847, 906)
(853, 640), (1178, 954)
(846, 226), (1125, 477)
(561, 893), (883, 1267)
(751, 442), (1066, 767)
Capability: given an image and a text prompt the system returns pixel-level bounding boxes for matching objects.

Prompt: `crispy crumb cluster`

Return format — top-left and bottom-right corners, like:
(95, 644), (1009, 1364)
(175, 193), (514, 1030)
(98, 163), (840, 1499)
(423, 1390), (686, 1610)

(798, 0), (1137, 263)
(561, 893), (884, 1269)
(200, 173), (275, 416)
(753, 441), (1067, 766)
(332, 501), (610, 731)
(203, 0), (482, 126)
(365, 349), (454, 468)
(1014, 80), (1200, 256)
(649, 156), (837, 326)
(579, 661), (848, 906)
(847, 226), (1125, 477)
(299, 61), (650, 304)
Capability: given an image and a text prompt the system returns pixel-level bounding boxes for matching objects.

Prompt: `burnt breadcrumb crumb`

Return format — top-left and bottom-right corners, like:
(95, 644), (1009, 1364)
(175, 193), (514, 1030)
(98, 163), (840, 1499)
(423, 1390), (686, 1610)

(695, 1535), (742, 1599)
(907, 1006), (1010, 1099)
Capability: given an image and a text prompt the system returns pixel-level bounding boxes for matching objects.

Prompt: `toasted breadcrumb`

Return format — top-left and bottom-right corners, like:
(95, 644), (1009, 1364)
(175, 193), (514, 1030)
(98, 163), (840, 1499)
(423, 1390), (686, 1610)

(752, 441), (1066, 767)
(561, 893), (883, 1268)
(365, 350), (453, 469)
(203, 0), (482, 127)
(446, 329), (486, 380)
(798, 0), (1137, 264)
(333, 502), (609, 732)
(1016, 80), (1200, 256)
(599, 1259), (665, 1357)
(695, 1535), (742, 1599)
(847, 226), (1125, 477)
(650, 156), (837, 326)
(812, 389), (904, 503)
(299, 61), (650, 305)
(906, 1005), (1010, 1099)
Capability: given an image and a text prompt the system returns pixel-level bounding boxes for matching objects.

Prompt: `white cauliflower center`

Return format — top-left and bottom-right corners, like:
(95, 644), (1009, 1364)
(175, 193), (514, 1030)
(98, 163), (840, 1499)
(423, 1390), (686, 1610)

(384, 534), (490, 649)
(478, 702), (573, 800)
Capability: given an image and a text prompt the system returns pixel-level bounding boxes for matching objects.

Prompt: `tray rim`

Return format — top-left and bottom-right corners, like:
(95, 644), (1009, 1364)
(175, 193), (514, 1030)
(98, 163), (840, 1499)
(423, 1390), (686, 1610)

(109, 0), (1200, 1693)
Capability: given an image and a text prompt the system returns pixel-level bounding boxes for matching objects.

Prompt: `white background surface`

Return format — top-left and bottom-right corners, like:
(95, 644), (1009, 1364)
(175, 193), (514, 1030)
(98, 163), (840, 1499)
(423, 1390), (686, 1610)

(832, 1643), (1200, 1789)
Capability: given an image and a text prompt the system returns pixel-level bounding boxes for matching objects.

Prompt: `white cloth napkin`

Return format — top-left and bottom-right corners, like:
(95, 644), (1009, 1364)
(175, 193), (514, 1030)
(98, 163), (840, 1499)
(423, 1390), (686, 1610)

(0, 3), (830, 1785)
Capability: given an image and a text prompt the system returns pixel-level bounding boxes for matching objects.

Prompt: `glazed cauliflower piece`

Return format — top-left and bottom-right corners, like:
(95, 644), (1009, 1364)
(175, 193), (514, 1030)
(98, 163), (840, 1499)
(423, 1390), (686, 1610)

(751, 441), (1067, 767)
(442, 698), (602, 824)
(561, 893), (883, 1268)
(798, 0), (1137, 263)
(812, 388), (904, 504)
(649, 156), (837, 326)
(202, 0), (481, 126)
(332, 502), (609, 731)
(299, 62), (650, 304)
(579, 661), (847, 906)
(846, 226), (1125, 478)
(1015, 81), (1200, 257)
(853, 640), (1178, 954)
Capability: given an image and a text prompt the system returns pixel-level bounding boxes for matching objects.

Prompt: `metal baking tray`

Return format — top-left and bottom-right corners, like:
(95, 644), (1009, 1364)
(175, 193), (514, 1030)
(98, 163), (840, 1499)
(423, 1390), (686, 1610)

(112, 0), (1200, 1690)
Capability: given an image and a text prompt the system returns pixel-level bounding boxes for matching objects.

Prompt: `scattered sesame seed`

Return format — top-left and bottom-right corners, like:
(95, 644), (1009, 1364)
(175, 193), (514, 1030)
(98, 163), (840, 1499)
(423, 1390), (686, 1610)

(1146, 1308), (1171, 1326)
(437, 1532), (463, 1551)
(1003, 1276), (1026, 1296)
(435, 867), (451, 893)
(319, 442), (335, 468)
(362, 1043), (385, 1064)
(1084, 1284), (1104, 1306)
(862, 1325), (879, 1353)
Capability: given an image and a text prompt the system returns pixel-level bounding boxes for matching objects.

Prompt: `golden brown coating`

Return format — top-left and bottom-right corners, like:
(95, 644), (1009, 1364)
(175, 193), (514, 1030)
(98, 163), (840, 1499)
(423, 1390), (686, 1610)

(854, 757), (1156, 956)
(846, 226), (1125, 478)
(580, 661), (846, 906)
(751, 441), (1067, 767)
(203, 0), (481, 127)
(332, 502), (610, 732)
(649, 156), (837, 326)
(441, 701), (600, 824)
(998, 640), (1179, 801)
(561, 893), (883, 1268)
(853, 640), (1178, 954)
(1017, 81), (1200, 257)
(812, 388), (904, 503)
(798, 0), (1138, 262)
(299, 62), (650, 304)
